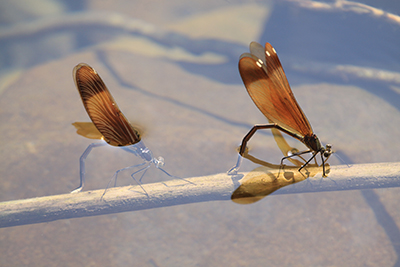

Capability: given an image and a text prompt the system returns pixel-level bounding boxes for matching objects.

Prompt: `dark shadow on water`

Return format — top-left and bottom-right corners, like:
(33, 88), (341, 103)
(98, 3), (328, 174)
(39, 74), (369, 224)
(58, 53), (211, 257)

(231, 122), (400, 264)
(332, 154), (400, 265)
(260, 2), (400, 112)
(262, 2), (400, 71)
(3, 3), (398, 113)
(288, 70), (400, 112)
(95, 49), (252, 130)
(361, 189), (400, 267)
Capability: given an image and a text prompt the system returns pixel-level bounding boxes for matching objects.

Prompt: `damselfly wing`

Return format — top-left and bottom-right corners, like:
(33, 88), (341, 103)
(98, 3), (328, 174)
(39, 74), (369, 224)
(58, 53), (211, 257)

(73, 63), (141, 146)
(71, 63), (179, 194)
(229, 42), (332, 176)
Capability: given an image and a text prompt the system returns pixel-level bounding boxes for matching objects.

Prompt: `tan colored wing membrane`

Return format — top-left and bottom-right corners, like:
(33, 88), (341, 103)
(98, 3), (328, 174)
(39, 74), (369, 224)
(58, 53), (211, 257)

(239, 42), (313, 138)
(73, 63), (140, 146)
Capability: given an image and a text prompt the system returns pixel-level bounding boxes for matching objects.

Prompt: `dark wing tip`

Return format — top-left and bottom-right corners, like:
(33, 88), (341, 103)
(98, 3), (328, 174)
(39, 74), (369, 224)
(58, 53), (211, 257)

(73, 63), (94, 78)
(72, 63), (141, 146)
(73, 63), (99, 91)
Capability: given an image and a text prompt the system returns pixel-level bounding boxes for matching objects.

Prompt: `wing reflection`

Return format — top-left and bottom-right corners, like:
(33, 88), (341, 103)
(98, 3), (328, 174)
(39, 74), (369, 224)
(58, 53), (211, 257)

(231, 129), (330, 204)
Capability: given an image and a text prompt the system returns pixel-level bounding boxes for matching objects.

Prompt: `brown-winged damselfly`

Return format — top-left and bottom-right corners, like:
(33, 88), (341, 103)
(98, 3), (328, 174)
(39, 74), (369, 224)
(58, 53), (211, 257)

(71, 63), (188, 195)
(228, 42), (333, 176)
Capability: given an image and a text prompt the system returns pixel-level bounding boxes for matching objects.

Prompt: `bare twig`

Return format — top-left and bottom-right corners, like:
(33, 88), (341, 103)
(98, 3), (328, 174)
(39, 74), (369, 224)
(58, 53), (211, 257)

(1, 162), (400, 228)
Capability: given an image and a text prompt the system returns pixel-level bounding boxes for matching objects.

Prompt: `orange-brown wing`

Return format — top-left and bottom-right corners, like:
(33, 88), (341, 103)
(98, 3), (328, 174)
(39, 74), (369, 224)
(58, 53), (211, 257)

(239, 42), (313, 138)
(73, 63), (140, 146)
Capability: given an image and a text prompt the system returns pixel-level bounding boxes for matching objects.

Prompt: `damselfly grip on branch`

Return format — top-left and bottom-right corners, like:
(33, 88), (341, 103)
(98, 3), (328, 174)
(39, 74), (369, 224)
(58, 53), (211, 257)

(228, 42), (333, 176)
(71, 63), (186, 195)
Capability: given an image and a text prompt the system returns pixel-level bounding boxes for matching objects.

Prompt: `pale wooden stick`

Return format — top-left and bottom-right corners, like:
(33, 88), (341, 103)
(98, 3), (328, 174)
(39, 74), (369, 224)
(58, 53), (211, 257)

(1, 162), (400, 228)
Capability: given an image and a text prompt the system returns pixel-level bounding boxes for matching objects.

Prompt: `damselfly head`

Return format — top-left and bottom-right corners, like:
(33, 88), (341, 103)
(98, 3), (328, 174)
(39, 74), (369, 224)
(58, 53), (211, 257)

(323, 144), (333, 158)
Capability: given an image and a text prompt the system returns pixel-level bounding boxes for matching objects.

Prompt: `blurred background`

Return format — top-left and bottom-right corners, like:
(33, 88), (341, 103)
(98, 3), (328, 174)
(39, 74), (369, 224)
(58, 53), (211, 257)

(1, 0), (400, 266)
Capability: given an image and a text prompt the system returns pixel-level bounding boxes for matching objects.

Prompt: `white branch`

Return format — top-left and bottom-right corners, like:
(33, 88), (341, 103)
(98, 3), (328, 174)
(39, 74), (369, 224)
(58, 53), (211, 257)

(1, 162), (400, 228)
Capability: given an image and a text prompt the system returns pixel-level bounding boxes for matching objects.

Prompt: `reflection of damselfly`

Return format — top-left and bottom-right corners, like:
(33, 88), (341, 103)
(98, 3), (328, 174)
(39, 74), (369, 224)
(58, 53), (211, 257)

(229, 42), (333, 176)
(71, 63), (183, 195)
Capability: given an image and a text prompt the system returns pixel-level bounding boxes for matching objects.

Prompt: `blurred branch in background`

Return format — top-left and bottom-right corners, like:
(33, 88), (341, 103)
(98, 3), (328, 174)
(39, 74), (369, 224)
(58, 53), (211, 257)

(1, 5), (399, 85)
(1, 162), (400, 228)
(288, 0), (400, 25)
